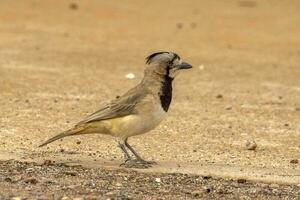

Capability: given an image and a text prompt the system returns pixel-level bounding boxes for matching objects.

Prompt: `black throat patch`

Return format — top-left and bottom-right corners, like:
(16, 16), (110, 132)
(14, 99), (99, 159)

(160, 73), (173, 112)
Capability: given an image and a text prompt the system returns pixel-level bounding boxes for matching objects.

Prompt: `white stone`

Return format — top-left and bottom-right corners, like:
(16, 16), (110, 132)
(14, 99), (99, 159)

(125, 73), (135, 79)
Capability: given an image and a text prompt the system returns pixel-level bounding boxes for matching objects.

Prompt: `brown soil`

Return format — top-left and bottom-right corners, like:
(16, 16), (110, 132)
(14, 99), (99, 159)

(0, 0), (299, 199)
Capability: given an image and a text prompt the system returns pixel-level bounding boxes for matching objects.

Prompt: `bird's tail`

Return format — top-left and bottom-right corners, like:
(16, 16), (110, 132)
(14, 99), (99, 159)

(38, 126), (86, 147)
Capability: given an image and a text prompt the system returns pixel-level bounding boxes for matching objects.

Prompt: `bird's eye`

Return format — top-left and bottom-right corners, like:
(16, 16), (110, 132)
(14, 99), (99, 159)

(167, 60), (174, 67)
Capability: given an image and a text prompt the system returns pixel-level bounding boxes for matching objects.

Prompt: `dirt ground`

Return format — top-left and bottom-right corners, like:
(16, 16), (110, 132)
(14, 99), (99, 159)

(0, 0), (299, 199)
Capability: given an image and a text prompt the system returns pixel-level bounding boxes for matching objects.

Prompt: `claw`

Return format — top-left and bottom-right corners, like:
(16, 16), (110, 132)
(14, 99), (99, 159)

(120, 159), (155, 169)
(137, 159), (157, 165)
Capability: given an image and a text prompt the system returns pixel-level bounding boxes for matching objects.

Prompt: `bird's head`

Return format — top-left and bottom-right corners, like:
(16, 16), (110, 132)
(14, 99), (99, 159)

(145, 52), (192, 79)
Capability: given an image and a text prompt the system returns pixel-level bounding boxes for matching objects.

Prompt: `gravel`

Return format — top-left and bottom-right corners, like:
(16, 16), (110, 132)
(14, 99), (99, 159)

(0, 160), (299, 199)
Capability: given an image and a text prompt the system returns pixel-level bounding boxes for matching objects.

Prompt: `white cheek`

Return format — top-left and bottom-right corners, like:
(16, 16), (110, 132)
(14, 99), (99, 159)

(169, 68), (180, 78)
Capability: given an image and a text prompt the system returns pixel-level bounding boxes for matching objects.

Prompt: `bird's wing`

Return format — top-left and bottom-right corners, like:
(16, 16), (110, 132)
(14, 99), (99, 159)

(76, 86), (145, 125)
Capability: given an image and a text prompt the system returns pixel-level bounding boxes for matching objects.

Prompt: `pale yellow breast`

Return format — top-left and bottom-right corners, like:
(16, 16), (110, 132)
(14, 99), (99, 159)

(103, 103), (167, 138)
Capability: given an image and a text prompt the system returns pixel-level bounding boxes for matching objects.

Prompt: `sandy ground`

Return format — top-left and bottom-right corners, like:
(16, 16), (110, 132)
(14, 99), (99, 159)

(0, 0), (300, 199)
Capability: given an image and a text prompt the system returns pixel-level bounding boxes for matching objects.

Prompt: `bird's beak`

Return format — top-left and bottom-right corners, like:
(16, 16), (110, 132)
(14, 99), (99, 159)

(176, 62), (193, 70)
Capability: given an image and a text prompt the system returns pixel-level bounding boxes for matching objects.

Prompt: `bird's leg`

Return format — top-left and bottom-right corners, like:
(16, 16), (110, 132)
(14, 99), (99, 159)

(124, 138), (156, 165)
(118, 138), (154, 169)
(118, 141), (131, 162)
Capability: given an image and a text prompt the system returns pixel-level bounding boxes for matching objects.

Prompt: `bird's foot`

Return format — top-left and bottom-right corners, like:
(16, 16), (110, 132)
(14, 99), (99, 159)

(120, 159), (156, 169)
(138, 159), (157, 165)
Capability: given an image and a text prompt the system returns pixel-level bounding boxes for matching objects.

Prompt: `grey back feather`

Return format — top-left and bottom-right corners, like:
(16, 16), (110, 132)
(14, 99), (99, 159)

(76, 86), (146, 125)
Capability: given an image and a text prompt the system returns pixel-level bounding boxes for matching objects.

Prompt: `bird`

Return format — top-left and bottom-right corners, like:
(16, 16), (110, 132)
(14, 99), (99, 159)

(39, 51), (192, 168)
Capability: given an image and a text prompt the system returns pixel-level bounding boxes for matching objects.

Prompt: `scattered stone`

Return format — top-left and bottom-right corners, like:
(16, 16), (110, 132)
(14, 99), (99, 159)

(76, 140), (81, 145)
(155, 178), (161, 183)
(37, 196), (48, 200)
(202, 175), (212, 180)
(87, 181), (96, 188)
(225, 106), (232, 110)
(176, 23), (183, 29)
(4, 177), (12, 182)
(238, 0), (257, 8)
(73, 197), (83, 200)
(125, 73), (135, 79)
(198, 65), (205, 70)
(203, 186), (212, 193)
(237, 178), (247, 183)
(65, 171), (77, 176)
(191, 190), (202, 197)
(61, 197), (71, 200)
(216, 94), (223, 98)
(11, 197), (23, 200)
(105, 191), (116, 196)
(85, 195), (98, 200)
(115, 182), (122, 187)
(24, 177), (38, 184)
(270, 183), (279, 188)
(43, 179), (57, 184)
(290, 159), (298, 164)
(246, 140), (257, 150)
(43, 160), (53, 165)
(191, 22), (197, 28)
(69, 3), (78, 10)
(25, 168), (34, 173)
(284, 123), (289, 127)
(67, 185), (79, 189)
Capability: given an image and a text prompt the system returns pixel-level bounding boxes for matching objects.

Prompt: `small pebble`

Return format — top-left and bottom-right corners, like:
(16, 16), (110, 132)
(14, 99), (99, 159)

(125, 73), (135, 79)
(61, 197), (71, 200)
(73, 198), (83, 200)
(198, 65), (205, 70)
(115, 182), (122, 187)
(290, 159), (298, 164)
(64, 171), (77, 176)
(4, 177), (12, 182)
(216, 94), (223, 98)
(176, 23), (183, 29)
(69, 3), (78, 10)
(155, 178), (161, 183)
(203, 186), (212, 193)
(237, 178), (247, 183)
(246, 140), (257, 150)
(202, 175), (212, 180)
(191, 22), (197, 28)
(11, 197), (23, 200)
(24, 177), (38, 184)
(191, 190), (202, 197)
(225, 106), (232, 110)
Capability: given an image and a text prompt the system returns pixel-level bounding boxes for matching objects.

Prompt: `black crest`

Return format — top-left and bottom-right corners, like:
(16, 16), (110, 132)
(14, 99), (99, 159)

(146, 52), (180, 64)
